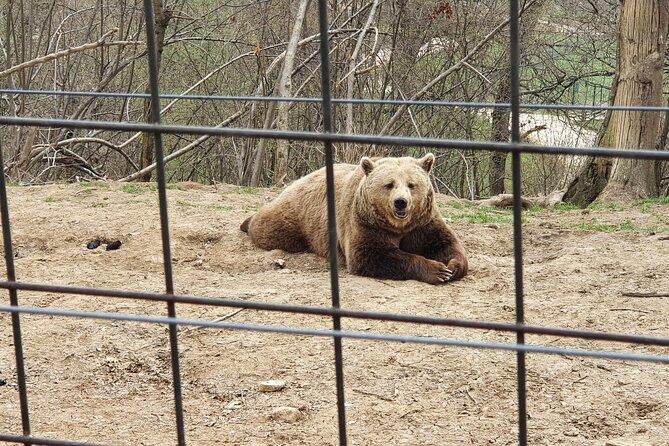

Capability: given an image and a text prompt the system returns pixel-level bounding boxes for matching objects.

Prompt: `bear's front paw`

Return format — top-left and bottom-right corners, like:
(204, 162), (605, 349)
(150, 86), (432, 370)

(445, 255), (468, 281)
(424, 259), (453, 284)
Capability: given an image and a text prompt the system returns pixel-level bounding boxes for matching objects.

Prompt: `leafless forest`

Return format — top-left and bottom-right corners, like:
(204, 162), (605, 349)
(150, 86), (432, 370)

(1, 0), (667, 202)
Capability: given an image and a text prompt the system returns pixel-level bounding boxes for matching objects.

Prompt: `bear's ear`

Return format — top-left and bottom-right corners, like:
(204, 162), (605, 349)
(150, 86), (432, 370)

(418, 153), (435, 173)
(361, 157), (375, 175)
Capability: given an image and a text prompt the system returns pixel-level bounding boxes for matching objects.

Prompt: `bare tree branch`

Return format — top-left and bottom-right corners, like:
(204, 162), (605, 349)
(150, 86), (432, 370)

(32, 137), (139, 171)
(0, 28), (120, 78)
(118, 108), (247, 182)
(377, 0), (539, 137)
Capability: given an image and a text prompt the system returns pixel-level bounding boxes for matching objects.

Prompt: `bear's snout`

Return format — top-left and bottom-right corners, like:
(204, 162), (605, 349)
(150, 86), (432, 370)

(394, 198), (408, 210)
(393, 197), (409, 219)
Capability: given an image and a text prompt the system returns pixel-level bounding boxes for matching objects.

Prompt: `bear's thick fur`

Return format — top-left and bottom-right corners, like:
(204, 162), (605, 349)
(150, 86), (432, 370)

(240, 153), (468, 284)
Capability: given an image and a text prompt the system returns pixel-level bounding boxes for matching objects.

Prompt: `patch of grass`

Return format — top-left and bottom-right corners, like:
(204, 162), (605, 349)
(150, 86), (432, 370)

(209, 204), (235, 211)
(446, 207), (514, 225)
(466, 213), (513, 225)
(440, 201), (473, 210)
(634, 196), (669, 213)
(242, 204), (260, 212)
(576, 219), (637, 232)
(91, 202), (108, 208)
(121, 184), (155, 194)
(44, 196), (60, 203)
(233, 186), (259, 195)
(176, 200), (196, 208)
(588, 203), (625, 212)
(634, 196), (669, 206)
(79, 182), (110, 189)
(121, 183), (184, 194)
(79, 188), (96, 195)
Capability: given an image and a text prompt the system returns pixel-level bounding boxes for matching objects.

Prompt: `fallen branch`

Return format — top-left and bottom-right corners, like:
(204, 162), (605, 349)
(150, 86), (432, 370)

(134, 307), (246, 351)
(181, 308), (246, 335)
(621, 292), (669, 298)
(521, 124), (548, 140)
(0, 29), (119, 78)
(475, 191), (566, 208)
(352, 388), (394, 402)
(32, 137), (139, 172)
(609, 308), (651, 314)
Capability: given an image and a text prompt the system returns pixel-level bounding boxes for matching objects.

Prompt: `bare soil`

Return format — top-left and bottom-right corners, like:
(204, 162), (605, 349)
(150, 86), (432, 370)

(1, 181), (669, 446)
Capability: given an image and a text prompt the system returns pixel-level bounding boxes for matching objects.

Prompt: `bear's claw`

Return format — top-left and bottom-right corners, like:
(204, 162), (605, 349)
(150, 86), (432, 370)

(426, 260), (453, 284)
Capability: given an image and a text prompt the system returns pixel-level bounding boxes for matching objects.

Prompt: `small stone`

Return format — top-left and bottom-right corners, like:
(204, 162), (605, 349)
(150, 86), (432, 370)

(272, 259), (286, 269)
(563, 427), (580, 437)
(258, 380), (287, 392)
(486, 223), (501, 229)
(225, 399), (243, 410)
(87, 239), (101, 249)
(269, 406), (304, 423)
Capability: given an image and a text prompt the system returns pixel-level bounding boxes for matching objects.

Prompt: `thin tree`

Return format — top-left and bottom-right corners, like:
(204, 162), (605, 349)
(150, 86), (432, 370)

(273, 0), (311, 186)
(139, 0), (172, 181)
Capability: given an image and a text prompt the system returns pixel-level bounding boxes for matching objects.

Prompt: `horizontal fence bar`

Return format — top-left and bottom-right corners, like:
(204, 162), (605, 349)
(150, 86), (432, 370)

(1, 116), (669, 161)
(2, 304), (668, 365)
(0, 434), (108, 446)
(1, 281), (668, 348)
(2, 89), (669, 112)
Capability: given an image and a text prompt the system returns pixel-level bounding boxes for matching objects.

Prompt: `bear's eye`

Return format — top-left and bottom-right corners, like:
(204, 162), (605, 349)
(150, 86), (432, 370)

(408, 182), (416, 189)
(384, 182), (394, 190)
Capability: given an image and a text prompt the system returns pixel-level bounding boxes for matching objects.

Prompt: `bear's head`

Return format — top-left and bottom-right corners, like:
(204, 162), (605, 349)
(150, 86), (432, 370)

(357, 153), (436, 233)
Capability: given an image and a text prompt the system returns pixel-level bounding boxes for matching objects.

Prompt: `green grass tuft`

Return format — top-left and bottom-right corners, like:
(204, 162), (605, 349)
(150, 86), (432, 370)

(588, 203), (625, 212)
(634, 196), (669, 206)
(576, 219), (636, 232)
(121, 184), (155, 194)
(209, 204), (235, 211)
(551, 203), (580, 212)
(176, 200), (196, 208)
(233, 187), (259, 195)
(446, 207), (514, 225)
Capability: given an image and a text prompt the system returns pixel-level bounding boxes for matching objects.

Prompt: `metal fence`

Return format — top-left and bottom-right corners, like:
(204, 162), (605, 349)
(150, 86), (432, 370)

(1, 0), (669, 445)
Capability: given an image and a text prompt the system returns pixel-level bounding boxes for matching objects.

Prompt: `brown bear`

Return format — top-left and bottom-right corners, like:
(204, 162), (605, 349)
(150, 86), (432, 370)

(240, 153), (468, 284)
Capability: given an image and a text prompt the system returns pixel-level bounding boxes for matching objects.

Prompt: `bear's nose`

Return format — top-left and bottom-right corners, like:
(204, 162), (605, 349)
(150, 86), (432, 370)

(394, 198), (408, 210)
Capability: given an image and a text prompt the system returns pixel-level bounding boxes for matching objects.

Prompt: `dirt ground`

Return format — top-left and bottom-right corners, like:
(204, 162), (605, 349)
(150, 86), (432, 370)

(1, 181), (668, 446)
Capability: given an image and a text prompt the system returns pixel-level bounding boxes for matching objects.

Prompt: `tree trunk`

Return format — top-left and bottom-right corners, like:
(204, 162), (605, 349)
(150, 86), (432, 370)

(489, 78), (511, 196)
(139, 0), (171, 181)
(343, 0), (380, 163)
(274, 0), (311, 186)
(564, 65), (620, 207)
(565, 0), (668, 206)
(488, 0), (544, 196)
(594, 0), (668, 203)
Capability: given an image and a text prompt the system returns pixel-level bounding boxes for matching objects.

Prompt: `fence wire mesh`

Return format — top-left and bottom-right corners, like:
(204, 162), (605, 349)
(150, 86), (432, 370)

(1, 0), (669, 445)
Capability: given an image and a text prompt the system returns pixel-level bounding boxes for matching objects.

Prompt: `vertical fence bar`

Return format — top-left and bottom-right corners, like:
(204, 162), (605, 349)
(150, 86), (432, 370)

(316, 0), (348, 444)
(142, 0), (186, 444)
(0, 143), (31, 445)
(509, 1), (528, 445)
